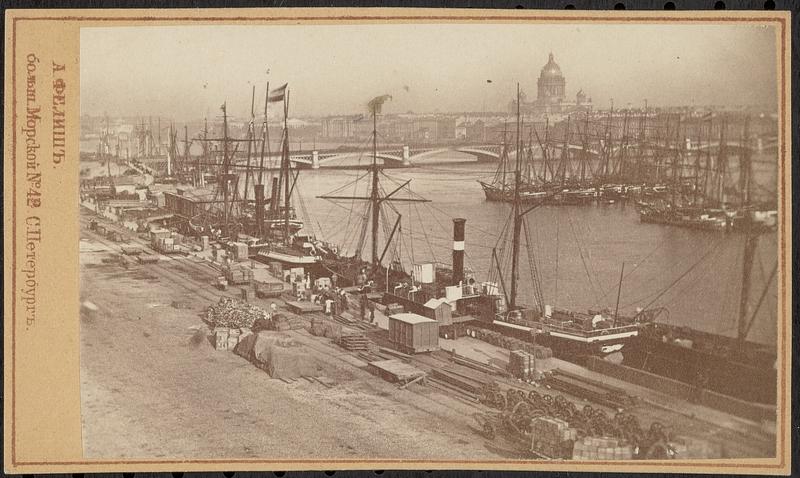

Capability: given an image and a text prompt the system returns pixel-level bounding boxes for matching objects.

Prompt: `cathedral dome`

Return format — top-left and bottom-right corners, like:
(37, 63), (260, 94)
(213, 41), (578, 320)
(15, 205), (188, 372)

(539, 53), (563, 80)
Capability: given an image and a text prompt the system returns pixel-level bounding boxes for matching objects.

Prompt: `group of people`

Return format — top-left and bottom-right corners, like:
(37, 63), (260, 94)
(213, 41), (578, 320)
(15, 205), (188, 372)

(293, 273), (351, 318)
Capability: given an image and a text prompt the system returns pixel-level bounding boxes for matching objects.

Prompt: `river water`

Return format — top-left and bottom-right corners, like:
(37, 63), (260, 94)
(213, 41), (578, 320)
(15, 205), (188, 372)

(81, 135), (779, 347)
(287, 160), (778, 348)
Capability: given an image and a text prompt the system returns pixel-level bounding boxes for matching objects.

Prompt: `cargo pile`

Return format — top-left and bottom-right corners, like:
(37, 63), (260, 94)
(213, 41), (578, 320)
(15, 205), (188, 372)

(508, 350), (537, 379)
(467, 327), (553, 359)
(234, 331), (325, 379)
(309, 317), (343, 340)
(271, 313), (305, 331)
(206, 297), (268, 329)
(571, 436), (634, 460)
(214, 327), (251, 351)
(224, 265), (254, 285)
(530, 416), (577, 459)
(337, 333), (370, 352)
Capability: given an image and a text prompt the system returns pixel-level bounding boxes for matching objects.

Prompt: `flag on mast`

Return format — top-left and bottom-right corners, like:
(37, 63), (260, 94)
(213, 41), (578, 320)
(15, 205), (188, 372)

(268, 83), (288, 103)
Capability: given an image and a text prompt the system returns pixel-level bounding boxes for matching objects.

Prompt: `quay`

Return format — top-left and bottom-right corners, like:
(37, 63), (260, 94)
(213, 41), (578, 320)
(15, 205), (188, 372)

(79, 207), (775, 460)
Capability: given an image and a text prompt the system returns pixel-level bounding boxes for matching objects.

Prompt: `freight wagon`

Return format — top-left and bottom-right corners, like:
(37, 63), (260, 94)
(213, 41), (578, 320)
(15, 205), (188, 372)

(388, 313), (439, 354)
(224, 265), (254, 285)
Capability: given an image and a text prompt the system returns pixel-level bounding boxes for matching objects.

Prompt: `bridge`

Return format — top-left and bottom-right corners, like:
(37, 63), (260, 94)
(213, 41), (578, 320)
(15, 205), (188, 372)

(288, 135), (776, 170)
(128, 135), (777, 173)
(289, 144), (542, 169)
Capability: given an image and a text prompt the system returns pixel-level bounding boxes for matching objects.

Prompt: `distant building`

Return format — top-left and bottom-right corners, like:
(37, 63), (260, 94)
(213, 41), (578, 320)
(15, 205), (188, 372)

(455, 120), (486, 141)
(509, 53), (593, 117)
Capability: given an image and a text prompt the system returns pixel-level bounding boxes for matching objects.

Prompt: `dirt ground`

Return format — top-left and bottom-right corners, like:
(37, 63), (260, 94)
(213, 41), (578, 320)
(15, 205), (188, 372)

(79, 211), (776, 461)
(80, 235), (506, 460)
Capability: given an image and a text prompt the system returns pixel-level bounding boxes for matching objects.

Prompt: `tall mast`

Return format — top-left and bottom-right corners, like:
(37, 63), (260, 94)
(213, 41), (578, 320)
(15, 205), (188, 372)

(183, 124), (189, 181)
(317, 94), (430, 275)
(221, 103), (230, 236)
(283, 90), (291, 245)
(737, 116), (756, 345)
(243, 85), (256, 210)
(257, 81), (270, 186)
(371, 107), (380, 267)
(199, 118), (207, 188)
(509, 83), (523, 309)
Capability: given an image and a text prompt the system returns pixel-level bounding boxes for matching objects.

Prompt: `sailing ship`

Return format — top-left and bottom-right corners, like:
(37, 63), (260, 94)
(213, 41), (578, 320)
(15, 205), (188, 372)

(624, 119), (779, 405)
(474, 85), (650, 358)
(479, 116), (595, 206)
(316, 94), (431, 290)
(635, 115), (778, 233)
(254, 84), (324, 267)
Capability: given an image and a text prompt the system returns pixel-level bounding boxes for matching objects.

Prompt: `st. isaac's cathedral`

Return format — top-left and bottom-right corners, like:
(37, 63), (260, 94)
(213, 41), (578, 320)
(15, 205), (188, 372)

(509, 53), (593, 116)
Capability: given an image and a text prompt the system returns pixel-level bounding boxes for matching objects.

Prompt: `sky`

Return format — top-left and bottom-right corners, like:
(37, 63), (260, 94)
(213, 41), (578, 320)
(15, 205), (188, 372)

(80, 23), (779, 120)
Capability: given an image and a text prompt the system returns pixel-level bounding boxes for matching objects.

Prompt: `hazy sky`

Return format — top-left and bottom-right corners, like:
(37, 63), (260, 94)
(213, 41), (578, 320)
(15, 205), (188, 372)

(81, 23), (778, 120)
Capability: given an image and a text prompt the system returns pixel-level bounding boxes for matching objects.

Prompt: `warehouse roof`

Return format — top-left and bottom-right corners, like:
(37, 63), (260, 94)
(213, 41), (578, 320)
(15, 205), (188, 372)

(389, 313), (436, 325)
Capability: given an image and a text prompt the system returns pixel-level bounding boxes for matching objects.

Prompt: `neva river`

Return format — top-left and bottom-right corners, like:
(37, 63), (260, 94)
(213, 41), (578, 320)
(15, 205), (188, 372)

(289, 161), (778, 348)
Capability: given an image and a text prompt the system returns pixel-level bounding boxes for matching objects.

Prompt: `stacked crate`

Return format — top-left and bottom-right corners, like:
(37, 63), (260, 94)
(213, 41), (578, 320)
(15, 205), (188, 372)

(571, 436), (634, 460)
(214, 327), (251, 351)
(225, 265), (254, 285)
(531, 417), (576, 459)
(508, 350), (536, 379)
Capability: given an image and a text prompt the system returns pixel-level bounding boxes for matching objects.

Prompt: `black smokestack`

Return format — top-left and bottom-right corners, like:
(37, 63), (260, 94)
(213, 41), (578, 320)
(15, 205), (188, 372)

(254, 184), (265, 237)
(452, 218), (466, 285)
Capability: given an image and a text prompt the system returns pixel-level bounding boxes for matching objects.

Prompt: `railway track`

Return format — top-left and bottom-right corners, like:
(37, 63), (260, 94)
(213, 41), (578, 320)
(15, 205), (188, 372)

(79, 212), (775, 458)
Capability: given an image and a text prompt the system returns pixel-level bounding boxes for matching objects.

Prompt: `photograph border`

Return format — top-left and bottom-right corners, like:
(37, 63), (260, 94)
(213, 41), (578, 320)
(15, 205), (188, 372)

(3, 8), (792, 474)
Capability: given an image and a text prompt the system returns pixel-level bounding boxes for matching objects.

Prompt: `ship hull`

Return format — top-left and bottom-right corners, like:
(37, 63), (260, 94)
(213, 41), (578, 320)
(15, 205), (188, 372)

(464, 318), (639, 359)
(621, 329), (777, 405)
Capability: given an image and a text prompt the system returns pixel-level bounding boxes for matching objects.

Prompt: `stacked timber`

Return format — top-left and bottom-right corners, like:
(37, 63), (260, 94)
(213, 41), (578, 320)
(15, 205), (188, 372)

(430, 367), (487, 395)
(571, 436), (634, 460)
(467, 328), (553, 359)
(137, 254), (159, 264)
(271, 313), (305, 331)
(206, 297), (269, 329)
(338, 334), (370, 352)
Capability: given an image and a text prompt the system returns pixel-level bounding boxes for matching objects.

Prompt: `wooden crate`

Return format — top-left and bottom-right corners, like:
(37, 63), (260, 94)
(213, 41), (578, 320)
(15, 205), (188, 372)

(388, 313), (439, 354)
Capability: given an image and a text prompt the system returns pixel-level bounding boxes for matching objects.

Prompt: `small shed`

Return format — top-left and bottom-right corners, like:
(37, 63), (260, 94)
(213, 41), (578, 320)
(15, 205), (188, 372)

(388, 313), (439, 354)
(423, 298), (453, 326)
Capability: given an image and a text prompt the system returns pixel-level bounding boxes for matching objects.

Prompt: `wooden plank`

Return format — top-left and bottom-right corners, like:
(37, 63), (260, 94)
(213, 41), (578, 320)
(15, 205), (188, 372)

(367, 359), (425, 383)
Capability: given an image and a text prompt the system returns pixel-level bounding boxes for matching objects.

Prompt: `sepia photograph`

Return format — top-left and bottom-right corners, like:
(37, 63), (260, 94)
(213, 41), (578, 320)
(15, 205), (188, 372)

(75, 20), (783, 464)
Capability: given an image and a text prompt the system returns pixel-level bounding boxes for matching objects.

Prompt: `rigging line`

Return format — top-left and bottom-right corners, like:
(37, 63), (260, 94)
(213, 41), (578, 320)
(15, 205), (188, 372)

(572, 211), (604, 293)
(522, 216), (544, 311)
(412, 200), (438, 264)
(422, 200), (506, 242)
(565, 210), (601, 304)
(554, 211), (559, 308)
(420, 198), (457, 249)
(659, 239), (731, 321)
(593, 232), (670, 304)
(631, 237), (728, 312)
(406, 200), (415, 265)
(716, 239), (742, 333)
(616, 232), (721, 306)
